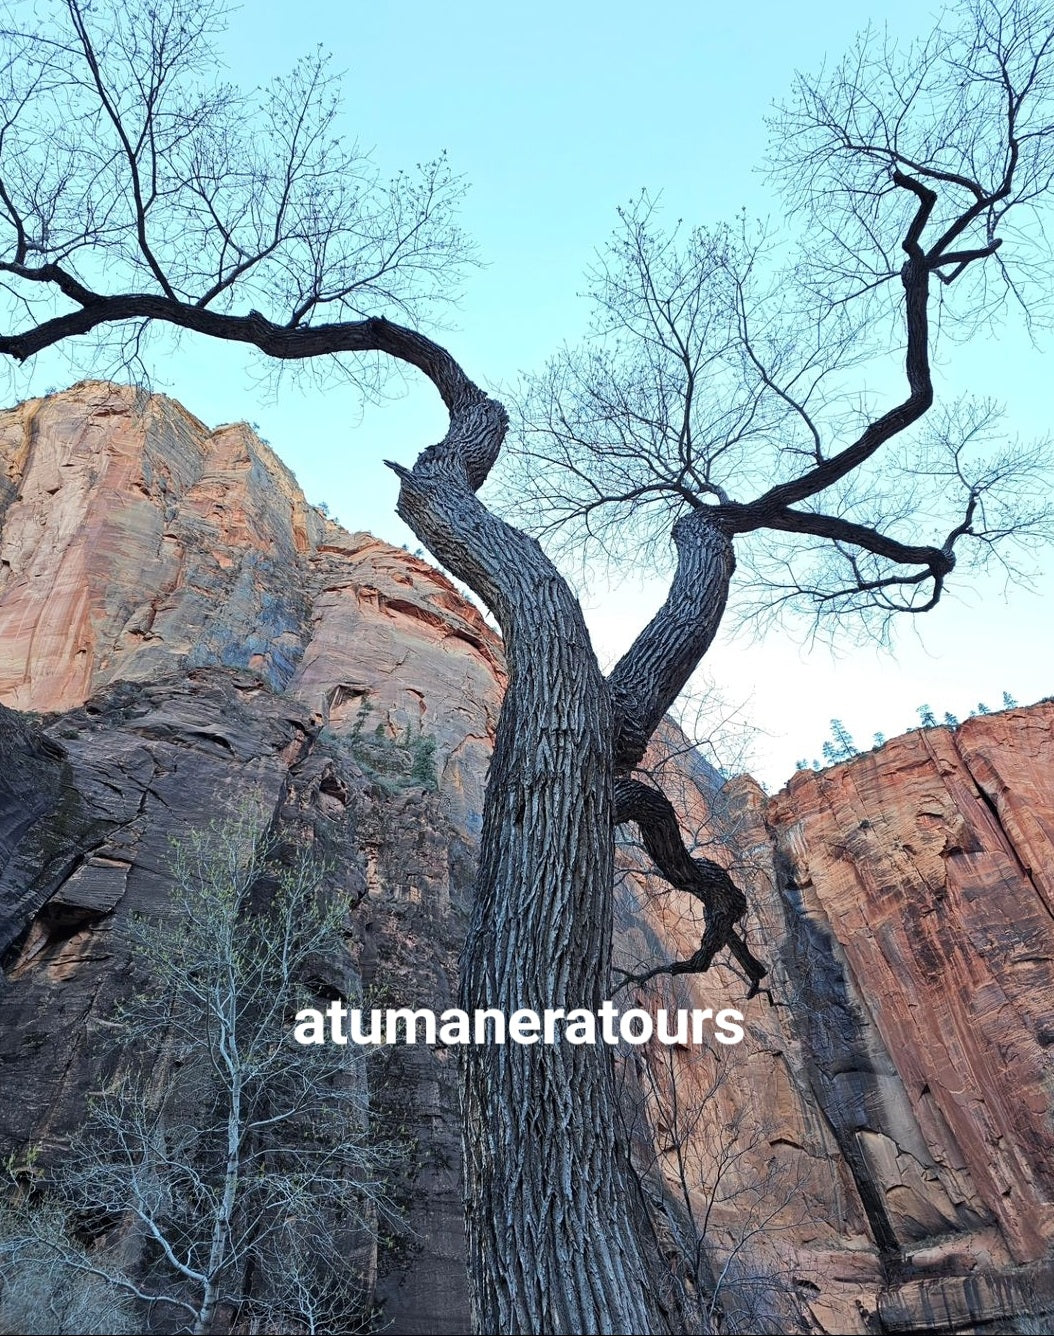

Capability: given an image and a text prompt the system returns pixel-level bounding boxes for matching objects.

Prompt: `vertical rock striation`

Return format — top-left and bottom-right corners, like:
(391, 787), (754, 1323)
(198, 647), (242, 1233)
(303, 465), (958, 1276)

(614, 709), (1054, 1332)
(765, 713), (1054, 1330)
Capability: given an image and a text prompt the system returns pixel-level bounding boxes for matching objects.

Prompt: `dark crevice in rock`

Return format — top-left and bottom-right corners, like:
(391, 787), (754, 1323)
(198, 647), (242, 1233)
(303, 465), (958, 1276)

(767, 844), (903, 1268)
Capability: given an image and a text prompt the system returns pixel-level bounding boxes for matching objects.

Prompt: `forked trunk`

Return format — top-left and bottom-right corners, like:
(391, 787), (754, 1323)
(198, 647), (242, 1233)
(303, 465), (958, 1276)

(391, 374), (742, 1333)
(390, 388), (666, 1332)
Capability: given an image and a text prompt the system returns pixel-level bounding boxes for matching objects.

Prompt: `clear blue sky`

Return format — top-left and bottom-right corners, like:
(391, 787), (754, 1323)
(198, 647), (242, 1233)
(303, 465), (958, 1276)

(7, 0), (1052, 785)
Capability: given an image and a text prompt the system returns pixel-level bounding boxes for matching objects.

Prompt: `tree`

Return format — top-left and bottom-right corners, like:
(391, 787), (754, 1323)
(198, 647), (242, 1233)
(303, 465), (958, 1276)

(5, 815), (398, 1336)
(829, 721), (856, 759)
(616, 1035), (815, 1335)
(0, 1194), (138, 1335)
(2, 1), (1054, 1331)
(821, 719), (857, 764)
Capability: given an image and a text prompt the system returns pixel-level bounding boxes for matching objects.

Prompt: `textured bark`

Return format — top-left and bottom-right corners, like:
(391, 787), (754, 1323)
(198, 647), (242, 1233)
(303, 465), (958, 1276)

(392, 387), (663, 1332)
(457, 607), (657, 1334)
(602, 514), (762, 996)
(608, 512), (735, 773)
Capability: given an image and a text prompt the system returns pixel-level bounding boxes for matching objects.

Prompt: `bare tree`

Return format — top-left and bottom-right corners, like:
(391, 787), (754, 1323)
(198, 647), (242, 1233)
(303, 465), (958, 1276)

(0, 0), (473, 387)
(619, 1033), (816, 1335)
(0, 1194), (138, 1335)
(2, 2), (1054, 1332)
(5, 814), (398, 1336)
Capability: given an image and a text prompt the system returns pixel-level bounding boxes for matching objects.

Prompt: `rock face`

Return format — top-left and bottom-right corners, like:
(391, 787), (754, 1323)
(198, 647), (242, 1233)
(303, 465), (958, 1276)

(0, 383), (503, 1333)
(617, 713), (1054, 1333)
(0, 676), (475, 1333)
(763, 715), (1054, 1330)
(0, 383), (503, 834)
(2, 383), (1053, 1334)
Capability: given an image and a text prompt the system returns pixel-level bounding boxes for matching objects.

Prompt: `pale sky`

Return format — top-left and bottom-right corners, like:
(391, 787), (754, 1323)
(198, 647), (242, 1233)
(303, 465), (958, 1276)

(5, 0), (1052, 787)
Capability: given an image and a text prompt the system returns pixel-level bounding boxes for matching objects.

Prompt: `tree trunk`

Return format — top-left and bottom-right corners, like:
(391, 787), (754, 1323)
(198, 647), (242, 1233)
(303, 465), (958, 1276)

(458, 580), (661, 1334)
(193, 1060), (242, 1334)
(387, 373), (763, 1331)
(393, 390), (667, 1333)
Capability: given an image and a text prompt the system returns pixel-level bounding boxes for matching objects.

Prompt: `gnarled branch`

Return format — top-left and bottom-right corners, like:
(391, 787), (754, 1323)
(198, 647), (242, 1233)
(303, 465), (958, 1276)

(614, 776), (766, 996)
(608, 511), (735, 772)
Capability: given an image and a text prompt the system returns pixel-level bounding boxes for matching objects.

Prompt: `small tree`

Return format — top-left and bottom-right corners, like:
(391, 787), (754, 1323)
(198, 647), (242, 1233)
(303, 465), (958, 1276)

(17, 815), (397, 1336)
(0, 1194), (138, 1335)
(821, 719), (857, 764)
(829, 721), (856, 759)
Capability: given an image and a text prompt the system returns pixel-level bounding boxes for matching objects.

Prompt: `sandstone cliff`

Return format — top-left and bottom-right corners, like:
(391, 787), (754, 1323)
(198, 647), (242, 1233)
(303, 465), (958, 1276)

(1, 383), (1052, 1334)
(0, 381), (503, 832)
(0, 382), (504, 1332)
(618, 711), (1054, 1332)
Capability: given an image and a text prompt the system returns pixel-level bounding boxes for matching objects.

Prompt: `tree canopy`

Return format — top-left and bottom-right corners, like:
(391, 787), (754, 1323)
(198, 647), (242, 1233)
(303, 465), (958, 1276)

(511, 2), (1054, 633)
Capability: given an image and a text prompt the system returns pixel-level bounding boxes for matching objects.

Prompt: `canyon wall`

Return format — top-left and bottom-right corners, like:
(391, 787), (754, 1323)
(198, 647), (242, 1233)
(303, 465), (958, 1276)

(0, 382), (503, 1332)
(1, 383), (1052, 1333)
(620, 710), (1054, 1332)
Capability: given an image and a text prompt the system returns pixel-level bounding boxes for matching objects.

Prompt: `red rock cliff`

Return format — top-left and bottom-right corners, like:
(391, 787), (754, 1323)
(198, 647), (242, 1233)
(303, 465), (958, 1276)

(0, 382), (507, 1333)
(766, 713), (1054, 1329)
(614, 708), (1054, 1332)
(0, 381), (503, 832)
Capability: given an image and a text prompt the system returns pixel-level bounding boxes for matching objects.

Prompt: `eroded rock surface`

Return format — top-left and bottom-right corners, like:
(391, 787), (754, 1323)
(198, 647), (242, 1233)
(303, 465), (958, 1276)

(0, 675), (476, 1333)
(612, 708), (1054, 1332)
(0, 383), (502, 1332)
(0, 381), (503, 832)
(763, 712), (1054, 1329)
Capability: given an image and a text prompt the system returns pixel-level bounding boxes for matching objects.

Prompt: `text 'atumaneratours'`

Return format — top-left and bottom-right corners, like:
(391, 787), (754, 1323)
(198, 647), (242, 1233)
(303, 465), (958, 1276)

(294, 1002), (745, 1047)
